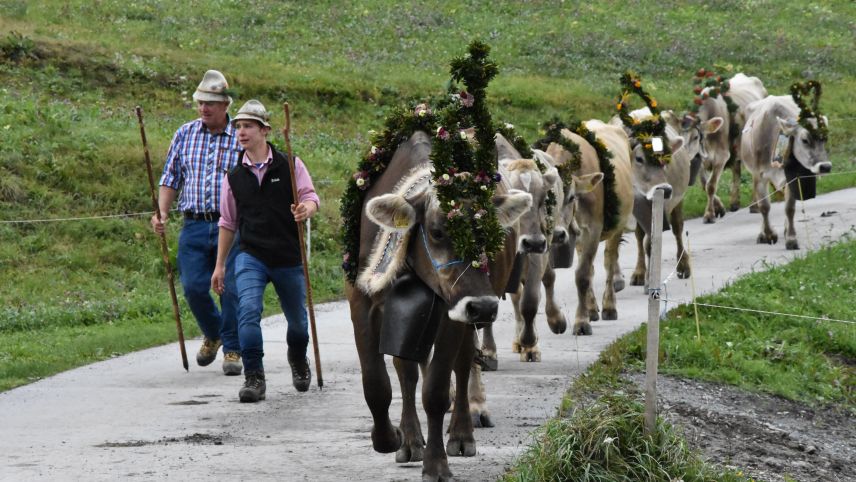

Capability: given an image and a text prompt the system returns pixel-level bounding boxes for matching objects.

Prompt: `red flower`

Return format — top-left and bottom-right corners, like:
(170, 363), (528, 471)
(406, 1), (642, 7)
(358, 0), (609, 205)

(459, 90), (474, 107)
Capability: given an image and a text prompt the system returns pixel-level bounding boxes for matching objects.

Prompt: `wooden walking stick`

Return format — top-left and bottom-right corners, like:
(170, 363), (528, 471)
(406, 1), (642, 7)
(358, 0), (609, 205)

(135, 106), (189, 372)
(282, 103), (323, 389)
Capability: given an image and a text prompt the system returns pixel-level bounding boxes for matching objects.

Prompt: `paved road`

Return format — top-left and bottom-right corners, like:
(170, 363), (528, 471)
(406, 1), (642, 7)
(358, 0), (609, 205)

(3, 188), (855, 482)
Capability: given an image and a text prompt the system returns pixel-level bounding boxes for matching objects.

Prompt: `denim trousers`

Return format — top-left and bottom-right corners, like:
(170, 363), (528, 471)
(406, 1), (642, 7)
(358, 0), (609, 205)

(234, 252), (309, 373)
(176, 219), (240, 353)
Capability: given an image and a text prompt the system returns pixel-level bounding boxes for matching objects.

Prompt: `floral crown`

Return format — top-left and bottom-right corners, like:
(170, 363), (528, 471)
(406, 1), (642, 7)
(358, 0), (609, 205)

(616, 71), (671, 166)
(790, 81), (828, 142)
(689, 68), (738, 117)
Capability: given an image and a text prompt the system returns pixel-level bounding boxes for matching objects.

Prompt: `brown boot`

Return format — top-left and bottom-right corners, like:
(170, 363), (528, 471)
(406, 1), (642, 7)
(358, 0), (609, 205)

(239, 370), (266, 403)
(196, 337), (221, 367)
(288, 349), (311, 392)
(222, 351), (242, 376)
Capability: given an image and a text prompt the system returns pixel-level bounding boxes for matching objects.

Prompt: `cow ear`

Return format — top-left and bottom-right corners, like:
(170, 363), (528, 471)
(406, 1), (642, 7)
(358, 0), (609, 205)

(705, 117), (724, 134)
(669, 136), (684, 153)
(572, 172), (604, 194)
(777, 116), (798, 135)
(493, 190), (532, 227)
(365, 194), (416, 232)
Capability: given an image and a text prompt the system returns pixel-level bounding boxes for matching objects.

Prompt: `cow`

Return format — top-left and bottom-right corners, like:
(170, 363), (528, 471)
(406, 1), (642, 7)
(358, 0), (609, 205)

(347, 130), (532, 481)
(682, 91), (727, 223)
(541, 121), (639, 335)
(725, 73), (769, 211)
(739, 95), (831, 250)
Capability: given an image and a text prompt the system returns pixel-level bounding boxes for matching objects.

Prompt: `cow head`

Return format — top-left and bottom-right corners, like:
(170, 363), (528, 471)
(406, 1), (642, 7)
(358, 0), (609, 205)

(778, 116), (831, 174)
(500, 157), (559, 255)
(673, 111), (724, 165)
(365, 185), (531, 326)
(628, 137), (679, 201)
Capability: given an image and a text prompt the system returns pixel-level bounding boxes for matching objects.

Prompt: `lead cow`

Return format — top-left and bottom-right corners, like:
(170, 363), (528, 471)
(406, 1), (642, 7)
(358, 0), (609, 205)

(349, 130), (531, 481)
(740, 84), (831, 250)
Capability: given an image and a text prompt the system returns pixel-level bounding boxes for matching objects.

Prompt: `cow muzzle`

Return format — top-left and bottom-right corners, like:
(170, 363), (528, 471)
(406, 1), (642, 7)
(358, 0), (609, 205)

(647, 183), (673, 200)
(448, 296), (498, 327)
(519, 235), (547, 254)
(814, 162), (832, 174)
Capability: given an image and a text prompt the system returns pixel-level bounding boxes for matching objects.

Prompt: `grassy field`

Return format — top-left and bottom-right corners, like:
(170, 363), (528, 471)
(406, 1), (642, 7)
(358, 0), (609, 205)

(1, 1), (855, 392)
(504, 237), (856, 481)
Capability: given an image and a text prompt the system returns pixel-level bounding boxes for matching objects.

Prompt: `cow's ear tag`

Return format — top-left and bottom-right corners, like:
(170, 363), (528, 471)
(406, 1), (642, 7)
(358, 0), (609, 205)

(651, 137), (664, 153)
(393, 211), (410, 229)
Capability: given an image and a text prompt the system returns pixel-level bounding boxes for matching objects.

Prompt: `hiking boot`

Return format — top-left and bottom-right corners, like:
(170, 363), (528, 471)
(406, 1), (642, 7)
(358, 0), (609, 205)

(196, 337), (221, 367)
(288, 350), (311, 392)
(222, 351), (242, 376)
(239, 370), (266, 403)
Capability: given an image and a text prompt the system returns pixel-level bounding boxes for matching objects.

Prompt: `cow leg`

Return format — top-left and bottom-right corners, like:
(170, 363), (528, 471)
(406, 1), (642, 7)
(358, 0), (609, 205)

(478, 325), (498, 371)
(421, 320), (465, 481)
(447, 325), (477, 459)
(784, 186), (799, 250)
(351, 297), (402, 454)
(573, 236), (597, 335)
(468, 331), (494, 427)
(517, 259), (541, 362)
(393, 357), (425, 463)
(671, 202), (691, 279)
(730, 155), (743, 212)
(509, 284), (524, 353)
(601, 233), (621, 320)
(704, 166), (726, 223)
(542, 265), (568, 334)
(630, 224), (647, 286)
(753, 175), (777, 244)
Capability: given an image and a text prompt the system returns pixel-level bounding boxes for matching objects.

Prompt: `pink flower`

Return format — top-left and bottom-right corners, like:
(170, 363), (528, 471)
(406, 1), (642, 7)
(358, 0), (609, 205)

(459, 90), (474, 107)
(436, 126), (450, 140)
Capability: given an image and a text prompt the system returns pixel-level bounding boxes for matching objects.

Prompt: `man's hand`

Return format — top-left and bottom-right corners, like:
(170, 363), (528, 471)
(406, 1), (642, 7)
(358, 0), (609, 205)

(211, 265), (226, 295)
(291, 201), (317, 223)
(150, 212), (169, 235)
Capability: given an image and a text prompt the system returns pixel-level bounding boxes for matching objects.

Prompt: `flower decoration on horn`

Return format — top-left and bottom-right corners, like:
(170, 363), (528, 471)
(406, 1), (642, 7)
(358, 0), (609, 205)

(790, 80), (828, 143)
(617, 70), (672, 166)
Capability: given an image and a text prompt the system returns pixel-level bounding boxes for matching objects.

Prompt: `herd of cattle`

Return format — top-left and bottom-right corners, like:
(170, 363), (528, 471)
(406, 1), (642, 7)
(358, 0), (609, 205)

(343, 72), (832, 481)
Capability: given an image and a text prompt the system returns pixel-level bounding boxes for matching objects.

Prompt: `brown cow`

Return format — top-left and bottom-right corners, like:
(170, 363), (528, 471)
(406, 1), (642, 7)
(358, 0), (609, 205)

(682, 92), (727, 223)
(348, 130), (532, 481)
(726, 73), (769, 211)
(740, 95), (831, 249)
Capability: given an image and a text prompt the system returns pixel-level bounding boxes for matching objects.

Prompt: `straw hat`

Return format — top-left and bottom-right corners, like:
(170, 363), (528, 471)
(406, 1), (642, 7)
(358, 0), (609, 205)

(232, 100), (271, 128)
(192, 70), (232, 103)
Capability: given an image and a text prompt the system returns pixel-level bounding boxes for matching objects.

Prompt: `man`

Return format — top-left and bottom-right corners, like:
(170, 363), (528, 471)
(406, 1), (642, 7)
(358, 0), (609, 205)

(151, 70), (243, 375)
(211, 99), (319, 403)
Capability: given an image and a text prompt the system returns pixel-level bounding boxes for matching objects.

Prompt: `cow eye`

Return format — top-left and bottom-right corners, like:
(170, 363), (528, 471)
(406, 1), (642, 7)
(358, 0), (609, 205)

(802, 137), (810, 145)
(635, 155), (645, 164)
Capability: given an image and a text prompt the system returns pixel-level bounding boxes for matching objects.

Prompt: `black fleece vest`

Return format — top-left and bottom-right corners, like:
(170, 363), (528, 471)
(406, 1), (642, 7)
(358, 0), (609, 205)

(228, 145), (301, 267)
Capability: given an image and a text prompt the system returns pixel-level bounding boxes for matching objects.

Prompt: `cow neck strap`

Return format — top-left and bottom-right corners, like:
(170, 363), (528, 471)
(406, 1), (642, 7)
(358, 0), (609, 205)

(420, 225), (465, 271)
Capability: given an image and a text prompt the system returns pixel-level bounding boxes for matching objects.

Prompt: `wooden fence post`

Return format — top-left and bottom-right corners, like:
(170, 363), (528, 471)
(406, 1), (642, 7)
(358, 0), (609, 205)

(644, 189), (665, 434)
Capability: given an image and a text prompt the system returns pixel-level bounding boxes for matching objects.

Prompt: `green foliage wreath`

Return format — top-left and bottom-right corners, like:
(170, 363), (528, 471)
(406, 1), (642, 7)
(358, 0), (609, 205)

(790, 80), (828, 142)
(689, 68), (740, 144)
(616, 71), (672, 166)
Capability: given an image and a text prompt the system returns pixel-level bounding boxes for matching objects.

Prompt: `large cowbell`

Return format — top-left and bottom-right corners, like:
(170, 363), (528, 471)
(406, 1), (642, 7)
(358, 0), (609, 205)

(781, 137), (817, 200)
(379, 272), (443, 362)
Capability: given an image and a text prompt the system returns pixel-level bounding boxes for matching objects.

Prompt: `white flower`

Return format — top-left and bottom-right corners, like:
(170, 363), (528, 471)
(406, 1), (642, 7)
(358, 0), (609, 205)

(471, 261), (481, 268)
(370, 146), (379, 155)
(505, 123), (514, 130)
(725, 341), (733, 348)
(442, 173), (450, 181)
(474, 212), (482, 220)
(356, 178), (365, 187)
(449, 200), (456, 206)
(603, 436), (615, 445)
(480, 185), (488, 191)
(459, 131), (467, 140)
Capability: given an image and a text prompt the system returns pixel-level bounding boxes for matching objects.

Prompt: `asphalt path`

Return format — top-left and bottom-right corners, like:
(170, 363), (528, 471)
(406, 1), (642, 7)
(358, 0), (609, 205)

(3, 187), (855, 482)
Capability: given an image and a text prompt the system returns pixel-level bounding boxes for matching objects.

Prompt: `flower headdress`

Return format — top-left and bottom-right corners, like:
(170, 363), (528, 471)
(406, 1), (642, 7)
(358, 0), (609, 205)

(790, 80), (828, 142)
(616, 71), (671, 166)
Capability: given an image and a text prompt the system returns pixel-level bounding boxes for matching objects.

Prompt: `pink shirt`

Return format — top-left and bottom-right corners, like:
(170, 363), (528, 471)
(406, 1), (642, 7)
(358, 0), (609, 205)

(218, 146), (320, 232)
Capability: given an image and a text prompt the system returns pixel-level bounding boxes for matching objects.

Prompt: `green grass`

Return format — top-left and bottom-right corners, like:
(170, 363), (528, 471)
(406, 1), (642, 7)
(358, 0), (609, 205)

(1, 1), (855, 392)
(505, 238), (856, 481)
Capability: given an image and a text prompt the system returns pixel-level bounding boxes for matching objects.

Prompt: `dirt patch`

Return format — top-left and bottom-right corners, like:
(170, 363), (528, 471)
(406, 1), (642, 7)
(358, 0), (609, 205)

(627, 374), (855, 482)
(95, 433), (227, 448)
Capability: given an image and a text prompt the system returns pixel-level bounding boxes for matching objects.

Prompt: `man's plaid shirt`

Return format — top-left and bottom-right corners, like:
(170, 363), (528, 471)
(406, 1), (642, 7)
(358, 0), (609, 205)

(159, 117), (242, 214)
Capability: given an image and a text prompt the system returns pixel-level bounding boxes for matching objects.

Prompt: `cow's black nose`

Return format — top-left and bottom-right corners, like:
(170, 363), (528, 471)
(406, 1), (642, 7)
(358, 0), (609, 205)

(818, 163), (832, 174)
(553, 230), (567, 245)
(522, 237), (547, 253)
(466, 298), (498, 327)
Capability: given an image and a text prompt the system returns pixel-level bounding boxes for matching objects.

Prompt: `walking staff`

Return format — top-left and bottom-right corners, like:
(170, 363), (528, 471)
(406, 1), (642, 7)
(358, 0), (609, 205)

(136, 106), (189, 371)
(283, 103), (324, 389)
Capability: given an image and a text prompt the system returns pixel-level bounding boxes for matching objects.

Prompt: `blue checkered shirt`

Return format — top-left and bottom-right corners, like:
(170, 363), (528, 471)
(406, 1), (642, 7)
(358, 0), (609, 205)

(159, 117), (242, 214)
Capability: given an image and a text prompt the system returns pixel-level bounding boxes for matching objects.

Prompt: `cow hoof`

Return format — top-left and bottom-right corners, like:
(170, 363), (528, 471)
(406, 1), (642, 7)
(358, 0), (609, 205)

(472, 410), (495, 428)
(630, 272), (645, 286)
(422, 470), (454, 482)
(511, 341), (521, 353)
(730, 202), (740, 212)
(703, 214), (715, 224)
(589, 310), (600, 322)
(677, 268), (691, 279)
(548, 315), (567, 334)
(757, 232), (778, 245)
(613, 278), (625, 292)
(372, 426), (403, 454)
(749, 205), (760, 214)
(786, 239), (800, 250)
(396, 442), (424, 463)
(479, 355), (498, 372)
(601, 308), (618, 320)
(573, 321), (593, 336)
(519, 349), (541, 362)
(446, 437), (477, 457)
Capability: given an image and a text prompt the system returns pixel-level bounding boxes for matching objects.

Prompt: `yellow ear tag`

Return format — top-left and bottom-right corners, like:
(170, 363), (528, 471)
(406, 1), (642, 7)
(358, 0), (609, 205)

(393, 211), (410, 229)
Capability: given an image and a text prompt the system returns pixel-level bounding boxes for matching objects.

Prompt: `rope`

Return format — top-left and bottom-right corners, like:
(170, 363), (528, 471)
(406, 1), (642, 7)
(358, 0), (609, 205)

(0, 210), (154, 224)
(659, 297), (856, 325)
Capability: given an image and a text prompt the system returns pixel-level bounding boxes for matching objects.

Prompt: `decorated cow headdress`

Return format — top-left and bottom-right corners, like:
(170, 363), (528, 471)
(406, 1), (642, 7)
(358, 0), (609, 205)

(790, 80), (828, 143)
(616, 71), (671, 166)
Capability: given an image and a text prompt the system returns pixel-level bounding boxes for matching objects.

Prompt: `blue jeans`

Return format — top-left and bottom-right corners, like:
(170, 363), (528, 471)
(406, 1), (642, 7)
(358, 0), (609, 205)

(177, 219), (240, 353)
(235, 252), (309, 373)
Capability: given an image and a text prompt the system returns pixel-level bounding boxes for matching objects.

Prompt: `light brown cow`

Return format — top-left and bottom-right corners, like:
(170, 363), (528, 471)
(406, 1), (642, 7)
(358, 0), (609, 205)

(683, 92), (727, 223)
(740, 95), (831, 249)
(348, 130), (532, 481)
(726, 73), (769, 211)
